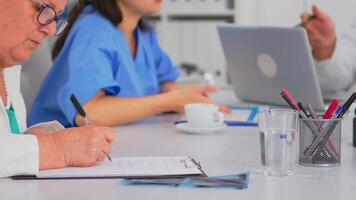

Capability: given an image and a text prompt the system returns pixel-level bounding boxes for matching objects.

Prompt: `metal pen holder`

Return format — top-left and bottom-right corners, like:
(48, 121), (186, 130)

(299, 117), (342, 167)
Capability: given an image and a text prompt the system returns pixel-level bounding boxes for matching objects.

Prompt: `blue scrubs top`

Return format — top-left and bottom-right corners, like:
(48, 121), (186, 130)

(28, 6), (180, 127)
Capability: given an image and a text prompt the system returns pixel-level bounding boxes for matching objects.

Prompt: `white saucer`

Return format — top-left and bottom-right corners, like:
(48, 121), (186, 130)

(175, 123), (228, 134)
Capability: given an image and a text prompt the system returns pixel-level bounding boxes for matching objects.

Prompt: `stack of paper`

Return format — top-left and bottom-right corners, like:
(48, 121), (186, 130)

(14, 157), (204, 179)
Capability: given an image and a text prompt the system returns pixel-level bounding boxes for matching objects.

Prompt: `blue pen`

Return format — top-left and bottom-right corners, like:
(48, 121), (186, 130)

(334, 106), (343, 117)
(224, 121), (258, 127)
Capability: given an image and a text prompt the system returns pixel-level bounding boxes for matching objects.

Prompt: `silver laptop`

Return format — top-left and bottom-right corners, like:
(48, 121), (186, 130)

(218, 25), (325, 110)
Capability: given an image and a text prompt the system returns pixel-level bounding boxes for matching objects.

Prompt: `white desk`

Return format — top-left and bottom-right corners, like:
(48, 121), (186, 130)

(1, 89), (356, 200)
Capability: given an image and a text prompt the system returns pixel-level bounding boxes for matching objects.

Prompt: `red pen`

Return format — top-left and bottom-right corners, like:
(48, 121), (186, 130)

(323, 99), (339, 119)
(320, 99), (339, 158)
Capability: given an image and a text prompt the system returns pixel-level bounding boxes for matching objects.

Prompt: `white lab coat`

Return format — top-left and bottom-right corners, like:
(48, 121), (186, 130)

(0, 65), (39, 178)
(316, 21), (356, 96)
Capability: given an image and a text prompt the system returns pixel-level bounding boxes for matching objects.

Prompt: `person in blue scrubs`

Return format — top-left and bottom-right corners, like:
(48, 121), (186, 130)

(29, 0), (229, 127)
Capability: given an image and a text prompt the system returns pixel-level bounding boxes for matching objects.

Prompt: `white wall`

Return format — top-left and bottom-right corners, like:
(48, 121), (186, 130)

(314, 0), (356, 33)
(237, 0), (356, 34)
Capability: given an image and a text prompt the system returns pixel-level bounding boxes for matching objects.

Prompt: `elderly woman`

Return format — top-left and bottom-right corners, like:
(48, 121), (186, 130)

(0, 0), (116, 177)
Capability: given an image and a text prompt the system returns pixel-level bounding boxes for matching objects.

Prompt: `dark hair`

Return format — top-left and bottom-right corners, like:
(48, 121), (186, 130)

(52, 0), (148, 60)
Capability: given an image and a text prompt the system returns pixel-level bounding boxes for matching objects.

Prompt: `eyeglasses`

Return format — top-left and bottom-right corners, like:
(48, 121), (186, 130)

(32, 0), (69, 35)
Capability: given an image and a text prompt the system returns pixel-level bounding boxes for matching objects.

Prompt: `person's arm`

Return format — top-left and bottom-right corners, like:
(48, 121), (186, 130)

(315, 31), (356, 92)
(30, 126), (116, 170)
(301, 5), (337, 60)
(0, 99), (115, 177)
(160, 81), (178, 93)
(76, 85), (217, 126)
(160, 82), (231, 113)
(0, 134), (39, 177)
(302, 6), (356, 92)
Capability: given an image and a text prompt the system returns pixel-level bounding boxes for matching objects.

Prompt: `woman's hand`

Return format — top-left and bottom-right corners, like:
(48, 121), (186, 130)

(36, 125), (116, 170)
(168, 85), (230, 113)
(301, 5), (337, 61)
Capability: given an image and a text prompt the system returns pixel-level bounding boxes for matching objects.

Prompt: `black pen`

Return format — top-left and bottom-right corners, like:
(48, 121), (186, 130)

(281, 92), (298, 110)
(70, 94), (91, 125)
(337, 93), (356, 119)
(295, 15), (316, 27)
(298, 102), (310, 118)
(306, 103), (318, 119)
(70, 94), (112, 162)
(280, 92), (309, 120)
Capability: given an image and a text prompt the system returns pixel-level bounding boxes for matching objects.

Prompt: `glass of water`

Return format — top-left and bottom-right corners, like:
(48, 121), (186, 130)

(258, 109), (299, 176)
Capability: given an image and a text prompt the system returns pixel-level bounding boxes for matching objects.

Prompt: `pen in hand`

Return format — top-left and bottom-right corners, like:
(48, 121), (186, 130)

(70, 94), (112, 162)
(295, 15), (316, 27)
(70, 94), (91, 125)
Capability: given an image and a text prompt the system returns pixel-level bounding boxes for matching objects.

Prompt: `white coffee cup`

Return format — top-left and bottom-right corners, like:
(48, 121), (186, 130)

(184, 104), (224, 128)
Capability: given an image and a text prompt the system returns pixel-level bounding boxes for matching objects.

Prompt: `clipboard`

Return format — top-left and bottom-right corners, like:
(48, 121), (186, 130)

(12, 157), (207, 180)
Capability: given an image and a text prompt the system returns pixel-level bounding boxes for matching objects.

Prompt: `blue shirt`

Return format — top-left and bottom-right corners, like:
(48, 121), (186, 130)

(28, 6), (179, 127)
